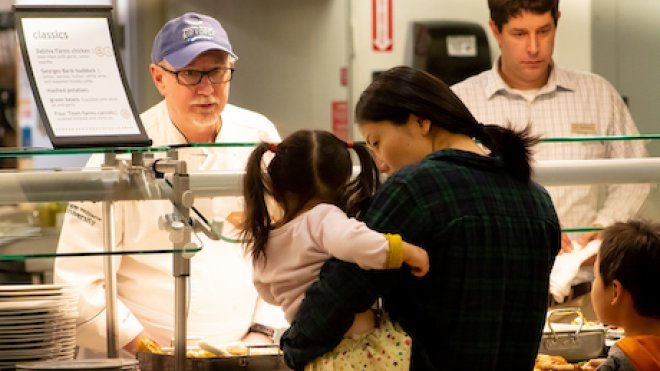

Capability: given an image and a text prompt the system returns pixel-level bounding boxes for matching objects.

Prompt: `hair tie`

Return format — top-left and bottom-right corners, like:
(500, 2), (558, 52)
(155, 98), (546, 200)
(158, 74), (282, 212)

(346, 141), (354, 149)
(475, 122), (487, 137)
(269, 143), (278, 153)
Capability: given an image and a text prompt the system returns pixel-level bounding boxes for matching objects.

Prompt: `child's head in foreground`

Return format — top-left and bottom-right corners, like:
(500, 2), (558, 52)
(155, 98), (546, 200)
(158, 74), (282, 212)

(591, 219), (660, 329)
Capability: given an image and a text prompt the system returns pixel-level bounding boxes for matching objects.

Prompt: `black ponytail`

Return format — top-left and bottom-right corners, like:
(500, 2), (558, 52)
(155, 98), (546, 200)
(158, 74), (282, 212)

(240, 142), (273, 265)
(479, 124), (539, 183)
(337, 143), (381, 218)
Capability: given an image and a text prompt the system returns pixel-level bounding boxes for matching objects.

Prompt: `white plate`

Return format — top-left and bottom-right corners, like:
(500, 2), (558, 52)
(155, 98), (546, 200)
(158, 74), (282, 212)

(0, 301), (62, 311)
(0, 338), (59, 344)
(0, 302), (77, 312)
(0, 285), (70, 292)
(0, 314), (75, 323)
(15, 358), (138, 369)
(0, 290), (68, 297)
(0, 312), (76, 320)
(0, 339), (76, 350)
(0, 289), (77, 298)
(0, 309), (53, 316)
(0, 348), (61, 358)
(0, 323), (75, 333)
(0, 336), (64, 348)
(0, 304), (77, 313)
(0, 307), (78, 319)
(0, 333), (63, 342)
(0, 313), (59, 322)
(0, 291), (77, 301)
(0, 312), (78, 324)
(0, 321), (76, 330)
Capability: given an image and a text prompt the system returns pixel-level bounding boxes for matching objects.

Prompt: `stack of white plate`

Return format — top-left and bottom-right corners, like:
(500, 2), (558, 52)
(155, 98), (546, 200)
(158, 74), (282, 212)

(0, 284), (78, 370)
(15, 359), (139, 370)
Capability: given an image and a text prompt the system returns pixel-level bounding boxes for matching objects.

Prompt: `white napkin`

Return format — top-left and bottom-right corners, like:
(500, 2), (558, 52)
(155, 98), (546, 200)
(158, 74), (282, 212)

(549, 239), (600, 303)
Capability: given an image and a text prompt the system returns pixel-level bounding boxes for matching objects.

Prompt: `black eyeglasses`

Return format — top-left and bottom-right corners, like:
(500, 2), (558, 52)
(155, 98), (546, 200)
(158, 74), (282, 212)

(157, 65), (235, 86)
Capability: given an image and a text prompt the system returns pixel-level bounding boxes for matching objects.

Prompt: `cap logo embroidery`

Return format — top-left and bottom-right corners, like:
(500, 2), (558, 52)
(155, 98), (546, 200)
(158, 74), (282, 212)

(182, 26), (215, 43)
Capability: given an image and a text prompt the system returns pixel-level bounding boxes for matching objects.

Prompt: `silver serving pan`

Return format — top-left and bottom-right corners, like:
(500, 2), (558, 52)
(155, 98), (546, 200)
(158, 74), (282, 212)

(538, 308), (606, 362)
(137, 352), (289, 371)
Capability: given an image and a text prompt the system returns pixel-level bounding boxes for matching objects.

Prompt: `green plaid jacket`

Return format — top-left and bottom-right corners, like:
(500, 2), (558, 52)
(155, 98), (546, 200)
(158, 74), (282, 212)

(281, 149), (560, 371)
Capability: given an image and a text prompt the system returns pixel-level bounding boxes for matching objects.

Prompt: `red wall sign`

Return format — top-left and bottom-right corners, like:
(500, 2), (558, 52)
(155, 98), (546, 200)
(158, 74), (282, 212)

(332, 101), (349, 141)
(372, 0), (393, 52)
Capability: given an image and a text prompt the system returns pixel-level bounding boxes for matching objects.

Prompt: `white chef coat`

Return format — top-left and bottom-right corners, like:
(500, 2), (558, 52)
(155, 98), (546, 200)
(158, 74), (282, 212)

(54, 100), (286, 355)
(452, 61), (650, 228)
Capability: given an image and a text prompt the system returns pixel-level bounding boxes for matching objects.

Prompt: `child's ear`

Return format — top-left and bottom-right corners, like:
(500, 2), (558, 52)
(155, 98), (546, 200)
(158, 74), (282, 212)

(610, 279), (624, 306)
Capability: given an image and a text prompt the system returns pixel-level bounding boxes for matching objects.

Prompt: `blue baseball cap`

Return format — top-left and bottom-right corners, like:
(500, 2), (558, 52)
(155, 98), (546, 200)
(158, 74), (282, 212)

(151, 12), (237, 69)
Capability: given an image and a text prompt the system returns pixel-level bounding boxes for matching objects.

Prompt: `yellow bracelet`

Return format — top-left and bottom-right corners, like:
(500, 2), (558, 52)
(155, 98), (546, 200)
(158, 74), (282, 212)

(384, 233), (404, 269)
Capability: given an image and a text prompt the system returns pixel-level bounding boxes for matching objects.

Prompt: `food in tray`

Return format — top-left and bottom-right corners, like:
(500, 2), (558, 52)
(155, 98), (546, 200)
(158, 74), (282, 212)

(184, 348), (218, 358)
(534, 354), (595, 371)
(198, 341), (282, 356)
(137, 337), (165, 354)
(137, 337), (281, 358)
(198, 341), (244, 356)
(160, 346), (218, 358)
(137, 337), (217, 358)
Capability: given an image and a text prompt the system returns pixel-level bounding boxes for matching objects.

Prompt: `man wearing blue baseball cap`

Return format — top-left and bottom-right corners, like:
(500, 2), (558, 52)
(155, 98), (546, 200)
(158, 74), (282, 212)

(55, 12), (286, 357)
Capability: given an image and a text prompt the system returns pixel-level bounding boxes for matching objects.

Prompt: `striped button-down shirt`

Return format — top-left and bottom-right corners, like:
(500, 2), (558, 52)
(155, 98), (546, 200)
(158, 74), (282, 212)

(452, 61), (650, 229)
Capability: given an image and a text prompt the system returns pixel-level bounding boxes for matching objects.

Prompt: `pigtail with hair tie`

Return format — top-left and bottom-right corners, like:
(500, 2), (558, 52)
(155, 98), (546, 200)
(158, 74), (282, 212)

(268, 143), (278, 153)
(474, 122), (487, 138)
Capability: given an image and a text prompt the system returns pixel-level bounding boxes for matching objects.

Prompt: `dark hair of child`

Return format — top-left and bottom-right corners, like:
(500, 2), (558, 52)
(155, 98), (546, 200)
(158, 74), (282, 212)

(241, 130), (381, 265)
(599, 219), (660, 318)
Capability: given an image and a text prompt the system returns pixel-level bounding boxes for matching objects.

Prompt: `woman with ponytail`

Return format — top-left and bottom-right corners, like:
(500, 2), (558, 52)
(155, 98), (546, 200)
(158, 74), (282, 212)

(240, 129), (428, 370)
(281, 67), (561, 370)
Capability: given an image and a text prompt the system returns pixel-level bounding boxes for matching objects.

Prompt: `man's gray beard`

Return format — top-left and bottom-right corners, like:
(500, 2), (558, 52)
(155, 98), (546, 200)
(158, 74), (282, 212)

(189, 116), (220, 131)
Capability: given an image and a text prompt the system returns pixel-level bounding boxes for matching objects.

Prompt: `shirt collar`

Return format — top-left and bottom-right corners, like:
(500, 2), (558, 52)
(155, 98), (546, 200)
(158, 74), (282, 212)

(427, 148), (504, 171)
(484, 58), (575, 99)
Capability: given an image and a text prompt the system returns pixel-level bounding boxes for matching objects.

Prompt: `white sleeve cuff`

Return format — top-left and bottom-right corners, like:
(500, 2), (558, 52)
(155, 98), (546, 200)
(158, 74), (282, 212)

(251, 298), (289, 329)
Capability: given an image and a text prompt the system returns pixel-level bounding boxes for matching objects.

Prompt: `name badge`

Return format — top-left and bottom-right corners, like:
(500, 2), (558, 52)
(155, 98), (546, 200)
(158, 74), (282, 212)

(570, 123), (597, 135)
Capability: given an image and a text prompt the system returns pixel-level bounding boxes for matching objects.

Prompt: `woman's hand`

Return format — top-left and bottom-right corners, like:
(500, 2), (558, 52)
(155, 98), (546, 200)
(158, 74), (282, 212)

(403, 243), (429, 277)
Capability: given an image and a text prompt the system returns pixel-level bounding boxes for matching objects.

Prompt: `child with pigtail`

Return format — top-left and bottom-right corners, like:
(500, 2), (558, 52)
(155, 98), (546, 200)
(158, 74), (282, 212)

(240, 129), (429, 370)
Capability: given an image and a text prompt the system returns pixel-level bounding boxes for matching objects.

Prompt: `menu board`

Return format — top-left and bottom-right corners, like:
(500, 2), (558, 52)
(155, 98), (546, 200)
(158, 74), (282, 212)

(14, 6), (150, 148)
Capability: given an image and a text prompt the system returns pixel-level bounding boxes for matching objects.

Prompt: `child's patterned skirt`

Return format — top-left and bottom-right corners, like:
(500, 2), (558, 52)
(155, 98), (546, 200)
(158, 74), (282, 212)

(305, 316), (411, 371)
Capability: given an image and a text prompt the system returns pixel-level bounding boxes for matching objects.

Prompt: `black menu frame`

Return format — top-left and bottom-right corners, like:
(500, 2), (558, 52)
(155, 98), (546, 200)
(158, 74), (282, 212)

(14, 5), (151, 148)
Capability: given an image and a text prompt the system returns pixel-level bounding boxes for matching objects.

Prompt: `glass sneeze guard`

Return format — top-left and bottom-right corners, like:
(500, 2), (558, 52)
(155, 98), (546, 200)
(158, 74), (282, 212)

(2, 136), (660, 261)
(0, 146), (198, 261)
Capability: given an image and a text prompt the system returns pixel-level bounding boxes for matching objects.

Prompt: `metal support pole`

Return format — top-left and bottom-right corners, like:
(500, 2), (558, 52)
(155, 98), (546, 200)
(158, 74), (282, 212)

(102, 153), (119, 358)
(102, 201), (118, 358)
(172, 167), (192, 371)
(174, 253), (189, 371)
(155, 156), (193, 371)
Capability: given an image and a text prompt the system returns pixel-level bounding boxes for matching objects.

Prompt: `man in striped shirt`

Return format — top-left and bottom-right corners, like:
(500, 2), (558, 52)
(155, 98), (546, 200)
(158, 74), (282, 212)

(452, 0), (650, 254)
